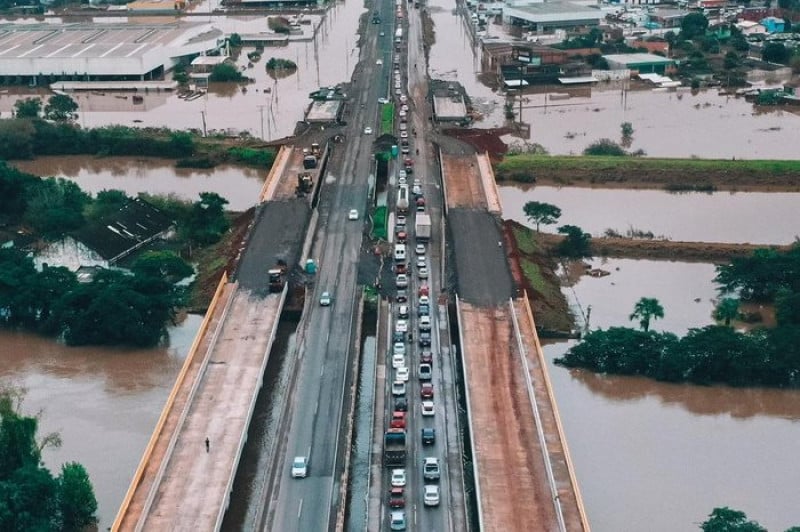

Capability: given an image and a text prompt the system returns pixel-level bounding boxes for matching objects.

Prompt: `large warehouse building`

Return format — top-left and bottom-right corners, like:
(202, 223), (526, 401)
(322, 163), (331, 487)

(0, 22), (224, 84)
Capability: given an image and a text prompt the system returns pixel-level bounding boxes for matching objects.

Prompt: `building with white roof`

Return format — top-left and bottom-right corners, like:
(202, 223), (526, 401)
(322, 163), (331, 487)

(0, 22), (224, 84)
(503, 1), (603, 31)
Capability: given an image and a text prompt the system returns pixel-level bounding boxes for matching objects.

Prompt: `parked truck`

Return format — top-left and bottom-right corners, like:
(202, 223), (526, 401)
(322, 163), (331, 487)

(296, 172), (313, 196)
(268, 260), (287, 293)
(415, 213), (431, 242)
(384, 429), (407, 466)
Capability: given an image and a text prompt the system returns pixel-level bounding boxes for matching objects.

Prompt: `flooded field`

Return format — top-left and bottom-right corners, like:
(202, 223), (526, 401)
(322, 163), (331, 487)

(0, 5), (364, 140)
(13, 156), (264, 211)
(544, 258), (800, 531)
(499, 185), (800, 245)
(0, 315), (201, 530)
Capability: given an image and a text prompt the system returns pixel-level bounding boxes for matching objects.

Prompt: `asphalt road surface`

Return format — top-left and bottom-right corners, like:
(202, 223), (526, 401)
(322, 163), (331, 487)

(448, 208), (514, 305)
(236, 200), (310, 293)
(261, 1), (392, 529)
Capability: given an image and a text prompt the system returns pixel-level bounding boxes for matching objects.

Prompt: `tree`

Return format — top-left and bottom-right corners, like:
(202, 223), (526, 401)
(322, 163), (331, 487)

(185, 192), (230, 245)
(762, 42), (791, 64)
(724, 51), (741, 70)
(583, 138), (626, 156)
(629, 297), (664, 332)
(775, 288), (800, 326)
(44, 94), (78, 122)
(57, 462), (98, 531)
(0, 118), (36, 160)
(23, 177), (90, 238)
(209, 63), (244, 82)
(169, 131), (195, 157)
(13, 98), (42, 119)
(131, 251), (193, 283)
(681, 12), (709, 40)
(700, 507), (766, 532)
(557, 224), (592, 257)
(523, 201), (562, 232)
(86, 189), (129, 222)
(228, 32), (242, 47)
(714, 297), (740, 326)
(620, 122), (634, 140)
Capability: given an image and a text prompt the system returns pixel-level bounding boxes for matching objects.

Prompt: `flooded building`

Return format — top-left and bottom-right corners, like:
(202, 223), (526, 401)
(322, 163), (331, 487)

(502, 1), (603, 32)
(0, 23), (224, 85)
(603, 53), (676, 74)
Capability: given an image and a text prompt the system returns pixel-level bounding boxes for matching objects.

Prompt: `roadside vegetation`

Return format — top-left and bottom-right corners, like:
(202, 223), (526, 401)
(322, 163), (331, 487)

(700, 506), (799, 531)
(0, 163), (233, 346)
(556, 244), (800, 388)
(380, 103), (395, 136)
(0, 387), (98, 531)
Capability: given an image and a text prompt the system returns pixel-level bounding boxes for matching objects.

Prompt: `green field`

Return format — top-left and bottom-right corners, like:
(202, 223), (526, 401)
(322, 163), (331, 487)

(495, 154), (800, 181)
(372, 205), (388, 240)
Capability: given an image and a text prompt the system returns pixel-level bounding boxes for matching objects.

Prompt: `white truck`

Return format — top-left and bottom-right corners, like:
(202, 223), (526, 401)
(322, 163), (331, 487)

(415, 213), (431, 242)
(397, 185), (409, 214)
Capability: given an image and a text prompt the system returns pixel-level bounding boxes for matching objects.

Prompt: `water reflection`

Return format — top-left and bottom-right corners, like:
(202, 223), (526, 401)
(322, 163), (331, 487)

(12, 155), (263, 211)
(499, 185), (800, 245)
(0, 315), (201, 530)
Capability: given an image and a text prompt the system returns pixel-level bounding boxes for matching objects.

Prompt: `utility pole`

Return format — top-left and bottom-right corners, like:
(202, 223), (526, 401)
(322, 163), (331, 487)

(200, 110), (207, 137)
(257, 105), (265, 140)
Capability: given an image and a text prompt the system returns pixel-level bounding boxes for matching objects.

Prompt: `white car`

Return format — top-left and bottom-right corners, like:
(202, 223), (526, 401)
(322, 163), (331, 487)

(396, 366), (410, 381)
(391, 468), (407, 487)
(412, 185), (422, 196)
(348, 209), (359, 220)
(418, 315), (431, 331)
(392, 380), (406, 396)
(424, 485), (440, 506)
(400, 131), (408, 139)
(392, 354), (406, 369)
(398, 109), (407, 118)
(421, 400), (434, 416)
(415, 244), (425, 255)
(398, 176), (407, 186)
(399, 170), (407, 179)
(416, 256), (426, 268)
(377, 58), (384, 65)
(396, 215), (407, 227)
(413, 179), (421, 187)
(390, 511), (407, 531)
(319, 291), (332, 306)
(379, 97), (390, 104)
(401, 104), (409, 112)
(395, 319), (408, 333)
(419, 295), (430, 306)
(396, 274), (408, 288)
(393, 342), (406, 356)
(418, 267), (428, 280)
(291, 456), (308, 478)
(364, 126), (373, 135)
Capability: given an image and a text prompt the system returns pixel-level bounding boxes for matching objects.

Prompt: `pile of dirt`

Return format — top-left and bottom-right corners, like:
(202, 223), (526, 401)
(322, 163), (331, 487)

(502, 221), (574, 334)
(188, 208), (256, 311)
(442, 128), (511, 162)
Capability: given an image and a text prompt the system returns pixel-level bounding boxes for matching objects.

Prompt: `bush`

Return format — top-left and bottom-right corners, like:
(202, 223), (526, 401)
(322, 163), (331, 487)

(209, 63), (244, 82)
(268, 16), (291, 34)
(226, 147), (275, 168)
(265, 58), (297, 70)
(583, 138), (626, 156)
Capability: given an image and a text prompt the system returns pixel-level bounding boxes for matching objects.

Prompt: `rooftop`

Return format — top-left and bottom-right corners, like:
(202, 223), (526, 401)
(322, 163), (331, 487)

(603, 53), (675, 65)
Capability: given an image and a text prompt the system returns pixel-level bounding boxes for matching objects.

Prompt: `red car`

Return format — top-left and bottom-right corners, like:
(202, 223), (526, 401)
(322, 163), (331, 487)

(418, 284), (429, 297)
(389, 487), (405, 508)
(390, 411), (406, 429)
(420, 383), (434, 399)
(404, 157), (414, 166)
(396, 231), (407, 243)
(420, 350), (433, 365)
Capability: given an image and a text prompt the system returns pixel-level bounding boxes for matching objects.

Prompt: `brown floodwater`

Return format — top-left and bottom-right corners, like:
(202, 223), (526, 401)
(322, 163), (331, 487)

(0, 315), (200, 530)
(544, 258), (800, 531)
(499, 185), (800, 245)
(13, 155), (263, 211)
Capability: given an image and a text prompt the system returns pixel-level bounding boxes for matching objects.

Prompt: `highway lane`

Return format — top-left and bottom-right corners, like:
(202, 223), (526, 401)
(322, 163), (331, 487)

(264, 8), (389, 531)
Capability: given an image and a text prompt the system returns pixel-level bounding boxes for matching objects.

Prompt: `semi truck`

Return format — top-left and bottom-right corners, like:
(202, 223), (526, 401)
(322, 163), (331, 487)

(384, 429), (407, 466)
(415, 213), (431, 242)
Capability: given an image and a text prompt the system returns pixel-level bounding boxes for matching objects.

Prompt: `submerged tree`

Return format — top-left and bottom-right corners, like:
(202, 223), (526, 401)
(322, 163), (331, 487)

(629, 297), (665, 332)
(714, 297), (740, 326)
(523, 201), (562, 232)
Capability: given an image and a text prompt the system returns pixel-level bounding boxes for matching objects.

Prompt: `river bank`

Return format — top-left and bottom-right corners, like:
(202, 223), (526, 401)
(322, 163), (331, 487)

(494, 154), (800, 192)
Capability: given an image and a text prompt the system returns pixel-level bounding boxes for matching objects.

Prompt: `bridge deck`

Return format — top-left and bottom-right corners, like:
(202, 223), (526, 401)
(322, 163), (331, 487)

(117, 288), (283, 531)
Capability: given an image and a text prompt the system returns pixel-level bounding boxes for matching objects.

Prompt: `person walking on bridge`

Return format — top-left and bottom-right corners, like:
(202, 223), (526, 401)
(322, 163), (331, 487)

(205, 437), (210, 453)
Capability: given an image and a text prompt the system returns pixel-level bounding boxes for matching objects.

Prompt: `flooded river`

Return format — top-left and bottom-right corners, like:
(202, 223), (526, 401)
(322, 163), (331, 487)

(545, 258), (800, 531)
(0, 315), (201, 530)
(499, 185), (800, 245)
(13, 156), (263, 212)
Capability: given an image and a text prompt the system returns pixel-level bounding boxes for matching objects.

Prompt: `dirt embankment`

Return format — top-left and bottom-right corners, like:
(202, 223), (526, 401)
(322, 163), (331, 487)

(502, 221), (574, 334)
(533, 231), (793, 263)
(188, 208), (255, 310)
(442, 128), (512, 161)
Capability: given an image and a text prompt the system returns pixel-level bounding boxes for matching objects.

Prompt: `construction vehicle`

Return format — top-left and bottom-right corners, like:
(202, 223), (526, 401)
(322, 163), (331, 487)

(302, 143), (322, 170)
(268, 259), (287, 293)
(296, 172), (313, 196)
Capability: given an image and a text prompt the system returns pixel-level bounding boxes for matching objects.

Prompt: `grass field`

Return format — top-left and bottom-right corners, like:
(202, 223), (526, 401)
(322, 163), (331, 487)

(372, 205), (388, 240)
(380, 103), (395, 136)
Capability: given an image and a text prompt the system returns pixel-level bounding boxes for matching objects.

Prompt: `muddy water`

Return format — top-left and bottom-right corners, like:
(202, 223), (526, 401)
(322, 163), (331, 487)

(499, 185), (800, 245)
(0, 315), (201, 530)
(13, 155), (263, 211)
(544, 258), (800, 531)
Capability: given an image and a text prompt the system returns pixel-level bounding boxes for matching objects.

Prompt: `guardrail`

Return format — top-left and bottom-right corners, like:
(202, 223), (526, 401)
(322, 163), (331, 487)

(113, 271), (230, 531)
(454, 296), (484, 531)
(363, 299), (382, 531)
(260, 145), (292, 203)
(521, 293), (591, 532)
(135, 279), (240, 532)
(508, 298), (566, 532)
